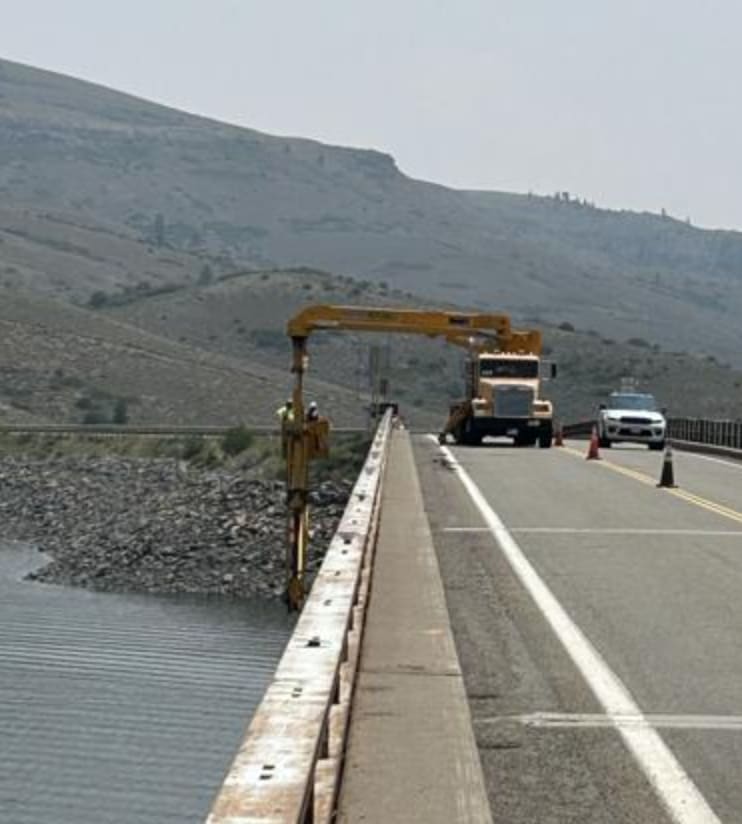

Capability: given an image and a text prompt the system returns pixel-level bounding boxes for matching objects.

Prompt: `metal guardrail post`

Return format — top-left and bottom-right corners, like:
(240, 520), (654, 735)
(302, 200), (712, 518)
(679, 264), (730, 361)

(205, 410), (394, 824)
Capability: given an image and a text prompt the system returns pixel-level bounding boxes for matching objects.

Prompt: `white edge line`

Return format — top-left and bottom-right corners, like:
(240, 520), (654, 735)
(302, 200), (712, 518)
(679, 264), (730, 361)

(430, 436), (720, 824)
(441, 527), (491, 532)
(681, 450), (742, 472)
(479, 712), (742, 731)
(508, 528), (742, 536)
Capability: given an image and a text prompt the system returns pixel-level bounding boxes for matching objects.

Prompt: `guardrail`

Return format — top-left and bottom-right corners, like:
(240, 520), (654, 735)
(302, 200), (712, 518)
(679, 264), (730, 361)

(561, 420), (594, 438)
(667, 418), (742, 450)
(561, 417), (742, 459)
(205, 410), (394, 824)
(0, 424), (365, 438)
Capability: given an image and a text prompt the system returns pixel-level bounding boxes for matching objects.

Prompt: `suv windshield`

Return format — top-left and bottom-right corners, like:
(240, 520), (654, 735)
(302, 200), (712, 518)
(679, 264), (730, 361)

(606, 393), (657, 411)
(479, 359), (539, 379)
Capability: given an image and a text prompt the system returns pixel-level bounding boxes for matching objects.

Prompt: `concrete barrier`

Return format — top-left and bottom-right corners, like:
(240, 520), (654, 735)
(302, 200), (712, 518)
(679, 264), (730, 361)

(205, 411), (393, 824)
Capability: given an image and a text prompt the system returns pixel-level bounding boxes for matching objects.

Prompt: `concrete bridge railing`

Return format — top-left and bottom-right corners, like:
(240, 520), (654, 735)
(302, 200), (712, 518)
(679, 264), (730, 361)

(205, 410), (394, 824)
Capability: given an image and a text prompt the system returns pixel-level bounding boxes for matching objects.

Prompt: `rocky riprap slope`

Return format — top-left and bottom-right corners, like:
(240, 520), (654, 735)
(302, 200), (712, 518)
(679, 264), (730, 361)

(0, 456), (351, 598)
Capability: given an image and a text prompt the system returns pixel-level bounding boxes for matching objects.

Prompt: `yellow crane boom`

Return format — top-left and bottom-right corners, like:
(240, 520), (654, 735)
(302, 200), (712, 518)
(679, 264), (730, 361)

(288, 304), (533, 348)
(282, 303), (544, 610)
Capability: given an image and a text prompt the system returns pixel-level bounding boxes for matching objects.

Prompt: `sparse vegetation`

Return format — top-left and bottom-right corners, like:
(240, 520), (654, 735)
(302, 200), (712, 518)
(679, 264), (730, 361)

(222, 425), (255, 456)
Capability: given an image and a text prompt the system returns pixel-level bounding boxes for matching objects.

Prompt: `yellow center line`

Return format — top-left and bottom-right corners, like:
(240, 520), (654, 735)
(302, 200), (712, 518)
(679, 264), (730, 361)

(561, 445), (742, 526)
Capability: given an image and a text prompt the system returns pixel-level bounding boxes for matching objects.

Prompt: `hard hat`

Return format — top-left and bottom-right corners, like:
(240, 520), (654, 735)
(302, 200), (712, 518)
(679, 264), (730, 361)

(286, 398), (293, 406)
(308, 401), (318, 409)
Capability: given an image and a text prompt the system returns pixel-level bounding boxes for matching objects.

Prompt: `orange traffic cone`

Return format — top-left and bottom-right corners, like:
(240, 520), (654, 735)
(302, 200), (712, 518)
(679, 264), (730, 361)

(586, 426), (600, 460)
(554, 423), (564, 447)
(657, 442), (677, 488)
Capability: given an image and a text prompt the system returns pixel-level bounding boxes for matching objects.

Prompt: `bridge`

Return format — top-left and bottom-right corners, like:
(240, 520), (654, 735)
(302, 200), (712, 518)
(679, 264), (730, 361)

(201, 415), (742, 824)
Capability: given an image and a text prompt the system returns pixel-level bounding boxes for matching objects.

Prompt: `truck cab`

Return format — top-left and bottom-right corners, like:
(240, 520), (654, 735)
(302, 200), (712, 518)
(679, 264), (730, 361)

(451, 353), (554, 447)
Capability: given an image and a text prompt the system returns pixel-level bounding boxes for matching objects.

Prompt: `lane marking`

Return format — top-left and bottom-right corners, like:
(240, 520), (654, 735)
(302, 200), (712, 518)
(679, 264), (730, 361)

(679, 451), (742, 472)
(564, 440), (742, 473)
(431, 437), (721, 824)
(441, 527), (491, 533)
(509, 528), (742, 536)
(443, 525), (742, 536)
(562, 445), (742, 527)
(481, 712), (742, 731)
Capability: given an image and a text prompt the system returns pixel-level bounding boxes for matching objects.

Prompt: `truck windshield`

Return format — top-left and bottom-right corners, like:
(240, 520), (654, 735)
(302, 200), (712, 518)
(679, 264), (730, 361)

(479, 359), (539, 379)
(606, 394), (658, 411)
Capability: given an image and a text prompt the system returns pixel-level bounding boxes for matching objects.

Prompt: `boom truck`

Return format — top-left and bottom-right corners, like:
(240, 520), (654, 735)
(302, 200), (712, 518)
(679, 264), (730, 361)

(282, 304), (555, 608)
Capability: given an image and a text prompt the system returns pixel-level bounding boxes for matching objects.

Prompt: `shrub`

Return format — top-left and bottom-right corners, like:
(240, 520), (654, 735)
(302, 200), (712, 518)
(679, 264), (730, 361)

(181, 436), (205, 461)
(222, 425), (254, 456)
(82, 409), (110, 425)
(112, 399), (129, 424)
(88, 291), (109, 309)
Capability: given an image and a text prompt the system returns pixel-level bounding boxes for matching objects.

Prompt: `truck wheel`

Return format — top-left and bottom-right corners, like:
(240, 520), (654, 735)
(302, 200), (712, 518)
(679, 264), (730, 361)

(460, 419), (481, 446)
(598, 436), (612, 448)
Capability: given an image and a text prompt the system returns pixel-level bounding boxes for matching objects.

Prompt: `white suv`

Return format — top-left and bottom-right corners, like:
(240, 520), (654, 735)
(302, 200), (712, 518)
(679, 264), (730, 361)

(597, 392), (666, 450)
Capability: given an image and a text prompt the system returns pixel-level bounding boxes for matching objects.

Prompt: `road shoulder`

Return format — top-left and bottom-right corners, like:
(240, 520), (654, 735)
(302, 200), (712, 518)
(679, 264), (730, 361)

(337, 429), (492, 824)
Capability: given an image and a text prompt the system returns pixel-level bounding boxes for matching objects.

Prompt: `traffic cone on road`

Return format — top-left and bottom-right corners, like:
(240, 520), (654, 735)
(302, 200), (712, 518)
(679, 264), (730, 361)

(554, 423), (564, 447)
(586, 426), (600, 460)
(657, 442), (678, 488)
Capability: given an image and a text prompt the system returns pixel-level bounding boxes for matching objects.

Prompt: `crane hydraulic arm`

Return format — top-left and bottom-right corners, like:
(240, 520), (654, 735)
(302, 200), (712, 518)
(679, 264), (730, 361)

(282, 304), (542, 610)
(289, 304), (511, 344)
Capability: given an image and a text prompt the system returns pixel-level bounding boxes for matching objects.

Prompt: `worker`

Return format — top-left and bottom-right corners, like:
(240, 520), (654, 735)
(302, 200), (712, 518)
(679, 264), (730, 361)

(276, 399), (294, 457)
(276, 399), (294, 424)
(306, 401), (319, 422)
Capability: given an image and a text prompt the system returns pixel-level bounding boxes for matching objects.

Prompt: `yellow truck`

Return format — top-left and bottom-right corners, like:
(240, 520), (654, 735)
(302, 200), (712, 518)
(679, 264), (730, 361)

(286, 304), (555, 446)
(282, 303), (555, 607)
(443, 349), (556, 447)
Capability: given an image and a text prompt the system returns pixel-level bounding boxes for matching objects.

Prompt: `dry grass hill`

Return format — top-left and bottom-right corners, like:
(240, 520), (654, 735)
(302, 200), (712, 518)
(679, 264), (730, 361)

(3, 267), (742, 428)
(0, 289), (385, 427)
(2, 57), (742, 367)
(107, 268), (742, 423)
(2, 57), (742, 427)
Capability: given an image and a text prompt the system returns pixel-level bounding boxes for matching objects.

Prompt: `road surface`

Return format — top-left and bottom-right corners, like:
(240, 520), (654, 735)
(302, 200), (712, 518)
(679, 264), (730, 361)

(413, 436), (742, 823)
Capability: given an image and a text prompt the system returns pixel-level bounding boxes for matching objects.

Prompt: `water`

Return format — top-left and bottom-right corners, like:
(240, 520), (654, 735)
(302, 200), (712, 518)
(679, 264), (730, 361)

(0, 542), (294, 824)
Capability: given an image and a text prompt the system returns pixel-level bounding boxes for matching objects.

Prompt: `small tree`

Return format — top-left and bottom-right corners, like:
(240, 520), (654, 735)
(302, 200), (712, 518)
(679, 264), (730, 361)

(82, 409), (110, 425)
(88, 291), (108, 309)
(112, 398), (129, 424)
(222, 425), (254, 456)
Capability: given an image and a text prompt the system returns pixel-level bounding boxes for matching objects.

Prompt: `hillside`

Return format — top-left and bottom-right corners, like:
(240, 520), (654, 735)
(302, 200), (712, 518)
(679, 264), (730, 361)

(108, 269), (742, 423)
(0, 290), (384, 427)
(2, 58), (742, 365)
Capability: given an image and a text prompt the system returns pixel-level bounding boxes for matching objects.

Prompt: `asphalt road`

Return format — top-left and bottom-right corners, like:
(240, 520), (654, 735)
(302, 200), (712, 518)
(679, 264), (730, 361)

(413, 436), (742, 823)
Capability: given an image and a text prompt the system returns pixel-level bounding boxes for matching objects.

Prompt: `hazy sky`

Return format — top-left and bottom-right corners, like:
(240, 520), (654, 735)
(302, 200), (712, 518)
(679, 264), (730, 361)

(1, 0), (740, 230)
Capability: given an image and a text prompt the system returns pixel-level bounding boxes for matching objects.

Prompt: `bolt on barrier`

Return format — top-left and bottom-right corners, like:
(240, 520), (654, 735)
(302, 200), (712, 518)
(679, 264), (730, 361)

(205, 410), (394, 824)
